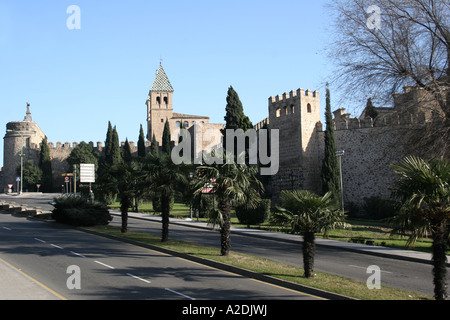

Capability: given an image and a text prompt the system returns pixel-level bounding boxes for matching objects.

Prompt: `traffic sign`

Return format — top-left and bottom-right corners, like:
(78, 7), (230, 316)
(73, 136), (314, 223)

(7, 184), (13, 189)
(80, 164), (95, 183)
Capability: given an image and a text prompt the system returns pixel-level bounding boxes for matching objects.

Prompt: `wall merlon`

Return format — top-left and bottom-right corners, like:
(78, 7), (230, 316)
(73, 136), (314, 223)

(328, 109), (438, 132)
(269, 88), (319, 109)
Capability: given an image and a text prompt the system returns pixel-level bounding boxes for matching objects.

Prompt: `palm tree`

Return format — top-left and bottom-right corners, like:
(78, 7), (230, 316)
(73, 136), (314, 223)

(108, 160), (143, 233)
(273, 190), (348, 278)
(194, 160), (263, 256)
(143, 153), (190, 242)
(390, 156), (449, 300)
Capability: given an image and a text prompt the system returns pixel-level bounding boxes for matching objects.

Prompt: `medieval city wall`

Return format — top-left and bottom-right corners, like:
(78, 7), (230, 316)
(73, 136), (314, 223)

(266, 89), (322, 200)
(316, 111), (437, 207)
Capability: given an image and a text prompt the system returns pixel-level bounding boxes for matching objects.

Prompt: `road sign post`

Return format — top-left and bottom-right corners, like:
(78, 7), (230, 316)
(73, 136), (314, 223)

(80, 164), (95, 196)
(16, 177), (20, 195)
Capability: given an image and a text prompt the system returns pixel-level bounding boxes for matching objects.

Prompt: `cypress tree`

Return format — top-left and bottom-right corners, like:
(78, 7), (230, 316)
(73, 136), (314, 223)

(122, 138), (132, 163)
(221, 86), (253, 155)
(320, 85), (341, 203)
(104, 121), (113, 164)
(162, 119), (171, 155)
(138, 124), (146, 158)
(222, 86), (251, 132)
(110, 126), (122, 166)
(39, 137), (53, 192)
(365, 97), (378, 120)
(151, 133), (159, 157)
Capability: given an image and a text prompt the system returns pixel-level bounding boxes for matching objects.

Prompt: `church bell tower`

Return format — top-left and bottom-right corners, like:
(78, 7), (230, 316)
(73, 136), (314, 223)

(146, 64), (174, 143)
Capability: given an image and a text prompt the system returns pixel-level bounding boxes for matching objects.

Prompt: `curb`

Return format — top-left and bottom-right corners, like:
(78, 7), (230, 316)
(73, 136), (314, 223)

(112, 213), (449, 267)
(79, 226), (356, 301)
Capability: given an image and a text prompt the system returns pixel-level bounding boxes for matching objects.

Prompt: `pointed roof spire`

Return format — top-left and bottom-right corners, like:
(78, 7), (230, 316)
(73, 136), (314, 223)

(150, 64), (174, 92)
(24, 102), (32, 122)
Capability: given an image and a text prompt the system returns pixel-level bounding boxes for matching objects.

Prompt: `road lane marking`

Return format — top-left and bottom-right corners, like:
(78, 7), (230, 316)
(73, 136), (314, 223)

(0, 256), (67, 300)
(165, 288), (195, 300)
(126, 273), (151, 284)
(175, 256), (326, 300)
(35, 238), (46, 243)
(50, 244), (64, 250)
(2, 227), (12, 231)
(70, 251), (86, 258)
(94, 260), (115, 269)
(348, 265), (393, 274)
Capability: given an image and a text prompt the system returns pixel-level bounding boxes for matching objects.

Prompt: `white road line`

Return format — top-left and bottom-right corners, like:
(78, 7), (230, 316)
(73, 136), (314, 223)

(348, 265), (393, 274)
(165, 288), (196, 300)
(2, 226), (11, 231)
(94, 261), (115, 269)
(34, 238), (46, 243)
(126, 273), (151, 284)
(50, 244), (64, 249)
(70, 251), (86, 258)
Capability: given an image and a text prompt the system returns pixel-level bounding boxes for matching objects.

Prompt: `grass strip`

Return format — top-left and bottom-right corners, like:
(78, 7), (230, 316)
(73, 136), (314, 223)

(109, 202), (448, 255)
(87, 224), (432, 300)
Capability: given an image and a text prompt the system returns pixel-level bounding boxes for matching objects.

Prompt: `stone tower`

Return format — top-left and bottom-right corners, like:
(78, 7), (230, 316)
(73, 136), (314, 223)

(145, 63), (212, 147)
(2, 104), (46, 192)
(146, 64), (175, 143)
(267, 89), (321, 199)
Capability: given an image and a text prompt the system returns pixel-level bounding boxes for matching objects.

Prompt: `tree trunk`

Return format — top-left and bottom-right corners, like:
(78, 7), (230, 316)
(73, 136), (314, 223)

(161, 193), (171, 242)
(303, 231), (316, 278)
(220, 200), (232, 256)
(120, 195), (130, 233)
(431, 220), (449, 300)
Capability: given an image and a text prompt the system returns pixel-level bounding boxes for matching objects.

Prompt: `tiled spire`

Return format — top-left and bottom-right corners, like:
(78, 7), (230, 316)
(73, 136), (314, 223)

(150, 64), (174, 92)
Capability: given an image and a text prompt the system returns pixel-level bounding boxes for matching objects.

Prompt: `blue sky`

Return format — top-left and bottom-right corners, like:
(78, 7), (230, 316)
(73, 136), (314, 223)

(0, 0), (362, 167)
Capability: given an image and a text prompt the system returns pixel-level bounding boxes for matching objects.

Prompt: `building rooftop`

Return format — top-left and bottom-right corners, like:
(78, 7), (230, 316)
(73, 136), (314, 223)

(150, 64), (174, 92)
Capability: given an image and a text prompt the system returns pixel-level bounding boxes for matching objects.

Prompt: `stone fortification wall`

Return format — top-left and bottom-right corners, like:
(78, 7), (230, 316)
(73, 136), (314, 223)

(266, 88), (321, 200)
(316, 109), (443, 207)
(46, 140), (151, 188)
(2, 120), (46, 191)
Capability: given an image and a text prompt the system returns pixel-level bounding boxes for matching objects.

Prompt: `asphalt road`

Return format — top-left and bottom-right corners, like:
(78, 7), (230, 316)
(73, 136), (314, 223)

(1, 193), (448, 298)
(0, 211), (323, 301)
(111, 213), (444, 297)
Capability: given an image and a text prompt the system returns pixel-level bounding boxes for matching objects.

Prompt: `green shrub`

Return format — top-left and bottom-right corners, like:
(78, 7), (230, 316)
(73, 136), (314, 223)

(362, 196), (400, 220)
(235, 199), (271, 226)
(152, 194), (174, 213)
(192, 195), (214, 219)
(52, 196), (112, 227)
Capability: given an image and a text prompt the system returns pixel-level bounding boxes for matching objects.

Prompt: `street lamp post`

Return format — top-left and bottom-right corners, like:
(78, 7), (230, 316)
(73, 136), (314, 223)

(335, 150), (345, 213)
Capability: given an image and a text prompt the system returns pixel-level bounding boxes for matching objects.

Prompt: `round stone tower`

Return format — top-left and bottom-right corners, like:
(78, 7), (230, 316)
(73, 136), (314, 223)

(2, 104), (46, 192)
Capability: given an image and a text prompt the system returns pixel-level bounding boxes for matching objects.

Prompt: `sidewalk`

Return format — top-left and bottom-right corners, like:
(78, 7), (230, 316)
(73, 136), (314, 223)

(111, 210), (450, 266)
(0, 257), (62, 300)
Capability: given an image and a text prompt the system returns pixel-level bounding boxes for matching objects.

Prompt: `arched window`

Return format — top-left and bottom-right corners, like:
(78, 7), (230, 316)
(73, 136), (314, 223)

(164, 97), (168, 104)
(276, 108), (281, 118)
(290, 104), (295, 114)
(284, 106), (288, 115)
(191, 121), (196, 126)
(307, 103), (312, 113)
(175, 121), (181, 128)
(184, 121), (189, 128)
(156, 97), (161, 104)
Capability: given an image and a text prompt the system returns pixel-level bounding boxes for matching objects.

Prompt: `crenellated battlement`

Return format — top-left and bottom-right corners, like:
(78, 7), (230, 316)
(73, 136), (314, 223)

(254, 117), (269, 131)
(268, 88), (319, 105)
(315, 108), (441, 132)
(45, 140), (151, 153)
